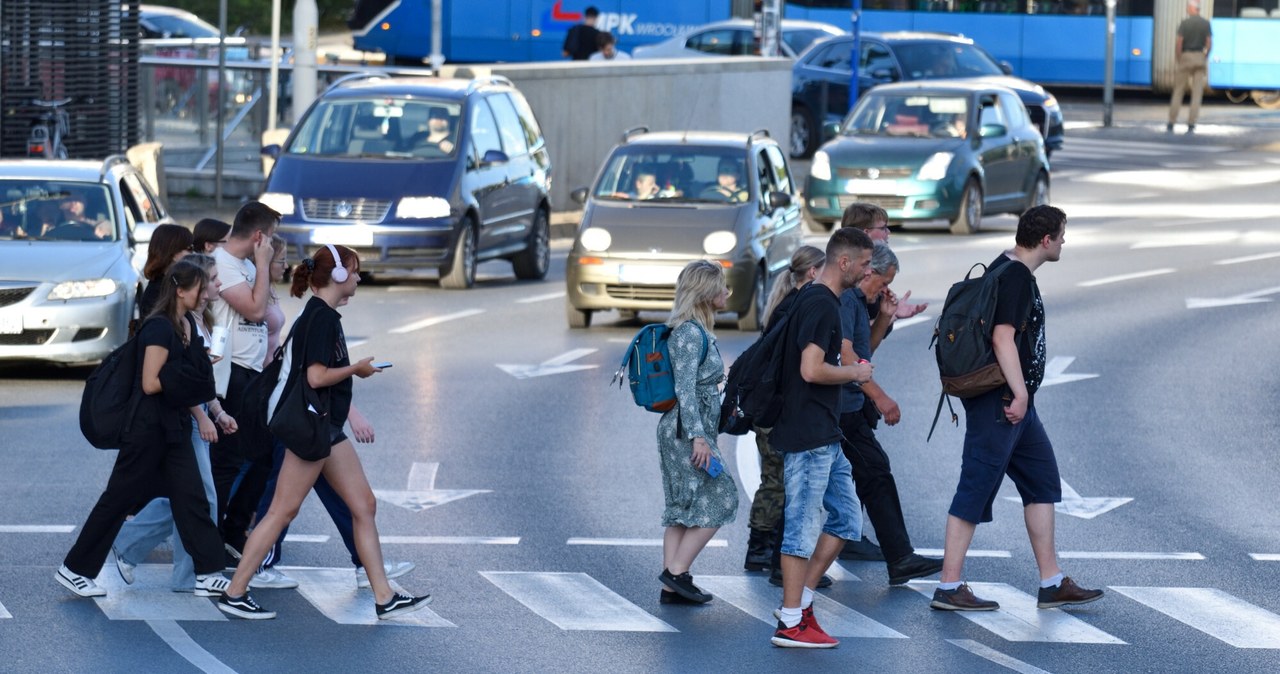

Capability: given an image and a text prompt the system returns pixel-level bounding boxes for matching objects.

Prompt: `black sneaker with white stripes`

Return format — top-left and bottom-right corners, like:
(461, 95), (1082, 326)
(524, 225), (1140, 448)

(217, 592), (276, 620)
(55, 565), (106, 598)
(375, 592), (432, 620)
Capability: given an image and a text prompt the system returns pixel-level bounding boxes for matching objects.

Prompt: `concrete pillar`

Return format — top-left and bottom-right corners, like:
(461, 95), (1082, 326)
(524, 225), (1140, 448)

(292, 0), (318, 119)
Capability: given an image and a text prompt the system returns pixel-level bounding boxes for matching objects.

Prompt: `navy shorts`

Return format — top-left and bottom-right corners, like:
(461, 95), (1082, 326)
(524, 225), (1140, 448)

(948, 388), (1061, 524)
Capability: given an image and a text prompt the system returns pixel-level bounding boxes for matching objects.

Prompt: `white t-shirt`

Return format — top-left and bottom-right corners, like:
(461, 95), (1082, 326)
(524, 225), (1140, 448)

(589, 50), (630, 61)
(211, 247), (269, 396)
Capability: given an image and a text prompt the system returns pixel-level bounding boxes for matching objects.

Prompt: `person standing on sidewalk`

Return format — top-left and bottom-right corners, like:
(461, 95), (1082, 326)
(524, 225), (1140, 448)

(1167, 0), (1212, 134)
(931, 206), (1105, 612)
(769, 227), (874, 649)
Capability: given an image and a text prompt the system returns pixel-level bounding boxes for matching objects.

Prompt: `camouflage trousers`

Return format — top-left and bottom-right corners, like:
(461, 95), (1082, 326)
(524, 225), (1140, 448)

(747, 426), (786, 533)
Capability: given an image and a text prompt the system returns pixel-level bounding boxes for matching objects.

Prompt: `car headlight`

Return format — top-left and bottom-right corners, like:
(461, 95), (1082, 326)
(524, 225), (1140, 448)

(396, 196), (451, 220)
(579, 227), (612, 252)
(703, 231), (737, 256)
(810, 151), (832, 182)
(259, 192), (295, 216)
(49, 279), (118, 300)
(917, 152), (954, 181)
(1043, 94), (1059, 110)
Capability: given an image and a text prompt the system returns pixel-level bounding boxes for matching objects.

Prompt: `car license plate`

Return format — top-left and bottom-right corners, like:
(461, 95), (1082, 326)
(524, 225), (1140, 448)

(311, 227), (373, 247)
(619, 265), (680, 285)
(0, 314), (22, 335)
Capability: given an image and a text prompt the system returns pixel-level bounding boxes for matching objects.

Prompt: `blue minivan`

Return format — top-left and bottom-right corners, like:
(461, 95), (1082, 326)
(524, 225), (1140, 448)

(260, 74), (552, 288)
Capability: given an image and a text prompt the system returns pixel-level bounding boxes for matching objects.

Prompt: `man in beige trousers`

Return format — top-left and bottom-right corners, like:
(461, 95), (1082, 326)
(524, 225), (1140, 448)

(1168, 1), (1212, 134)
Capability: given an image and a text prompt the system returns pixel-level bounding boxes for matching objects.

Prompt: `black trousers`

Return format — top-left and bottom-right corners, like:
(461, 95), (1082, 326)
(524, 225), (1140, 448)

(64, 427), (223, 577)
(838, 408), (914, 564)
(212, 363), (272, 549)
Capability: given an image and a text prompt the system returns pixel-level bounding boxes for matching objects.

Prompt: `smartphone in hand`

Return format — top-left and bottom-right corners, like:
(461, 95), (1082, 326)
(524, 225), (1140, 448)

(372, 362), (393, 369)
(706, 455), (724, 478)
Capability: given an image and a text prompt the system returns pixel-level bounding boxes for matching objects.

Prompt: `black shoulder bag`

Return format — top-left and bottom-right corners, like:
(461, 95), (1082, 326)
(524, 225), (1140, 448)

(267, 310), (333, 462)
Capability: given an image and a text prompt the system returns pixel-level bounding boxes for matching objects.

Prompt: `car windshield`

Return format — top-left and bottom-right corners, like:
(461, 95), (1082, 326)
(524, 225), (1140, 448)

(287, 97), (462, 160)
(0, 181), (118, 242)
(894, 42), (1004, 80)
(594, 146), (750, 204)
(142, 12), (219, 39)
(783, 28), (839, 57)
(842, 94), (970, 139)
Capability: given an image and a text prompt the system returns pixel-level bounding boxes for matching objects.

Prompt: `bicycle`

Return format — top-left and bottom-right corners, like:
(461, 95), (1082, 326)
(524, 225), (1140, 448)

(27, 98), (72, 159)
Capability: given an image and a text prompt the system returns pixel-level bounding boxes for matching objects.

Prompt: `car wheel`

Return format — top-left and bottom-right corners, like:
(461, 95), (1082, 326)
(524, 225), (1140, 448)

(950, 178), (983, 235)
(790, 105), (816, 159)
(1251, 89), (1280, 110)
(440, 217), (476, 290)
(1027, 171), (1050, 211)
(736, 268), (767, 332)
(512, 208), (550, 280)
(566, 300), (592, 329)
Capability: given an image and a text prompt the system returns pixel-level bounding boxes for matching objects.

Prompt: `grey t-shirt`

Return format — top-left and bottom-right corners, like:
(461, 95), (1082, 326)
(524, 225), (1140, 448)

(1178, 16), (1211, 52)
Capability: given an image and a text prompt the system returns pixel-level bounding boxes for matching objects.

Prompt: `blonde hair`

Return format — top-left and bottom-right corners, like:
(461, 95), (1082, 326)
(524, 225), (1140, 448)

(762, 245), (825, 329)
(667, 260), (724, 333)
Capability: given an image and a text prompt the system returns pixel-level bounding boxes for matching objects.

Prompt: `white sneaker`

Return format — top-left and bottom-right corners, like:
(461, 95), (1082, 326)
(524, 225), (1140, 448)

(194, 574), (231, 597)
(356, 560), (416, 589)
(112, 547), (135, 585)
(249, 567), (299, 590)
(56, 565), (107, 598)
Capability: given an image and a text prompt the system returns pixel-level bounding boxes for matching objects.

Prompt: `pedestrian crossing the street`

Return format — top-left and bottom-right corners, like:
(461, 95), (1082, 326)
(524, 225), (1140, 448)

(907, 581), (1125, 644)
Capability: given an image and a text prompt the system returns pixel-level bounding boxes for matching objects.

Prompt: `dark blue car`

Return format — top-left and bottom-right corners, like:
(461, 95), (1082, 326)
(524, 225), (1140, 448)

(261, 74), (552, 288)
(790, 32), (1064, 159)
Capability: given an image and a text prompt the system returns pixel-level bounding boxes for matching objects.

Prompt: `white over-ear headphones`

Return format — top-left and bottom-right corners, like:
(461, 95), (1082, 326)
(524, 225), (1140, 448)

(324, 243), (349, 283)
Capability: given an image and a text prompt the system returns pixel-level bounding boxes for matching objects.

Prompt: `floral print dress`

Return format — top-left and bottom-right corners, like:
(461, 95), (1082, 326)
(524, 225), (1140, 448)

(656, 320), (739, 529)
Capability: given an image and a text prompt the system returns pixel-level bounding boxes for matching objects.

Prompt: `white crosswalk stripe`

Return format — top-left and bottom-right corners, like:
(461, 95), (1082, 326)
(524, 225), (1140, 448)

(92, 564), (226, 622)
(696, 575), (907, 639)
(1110, 586), (1280, 649)
(1056, 137), (1229, 158)
(908, 581), (1126, 644)
(0, 599), (11, 619)
(282, 567), (453, 627)
(481, 571), (676, 632)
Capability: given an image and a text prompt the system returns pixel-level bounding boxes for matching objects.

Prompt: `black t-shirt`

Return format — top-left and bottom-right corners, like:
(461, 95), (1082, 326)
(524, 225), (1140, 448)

(764, 287), (800, 335)
(138, 280), (163, 321)
(989, 253), (1045, 397)
(298, 296), (352, 425)
(563, 24), (600, 60)
(1177, 15), (1211, 52)
(770, 284), (845, 453)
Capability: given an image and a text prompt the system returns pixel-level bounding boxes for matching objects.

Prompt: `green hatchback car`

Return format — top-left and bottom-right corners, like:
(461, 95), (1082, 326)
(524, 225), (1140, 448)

(804, 81), (1050, 235)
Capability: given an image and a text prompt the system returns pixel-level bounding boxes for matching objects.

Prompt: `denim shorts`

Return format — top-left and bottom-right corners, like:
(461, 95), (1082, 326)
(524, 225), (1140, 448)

(948, 389), (1061, 525)
(780, 442), (862, 559)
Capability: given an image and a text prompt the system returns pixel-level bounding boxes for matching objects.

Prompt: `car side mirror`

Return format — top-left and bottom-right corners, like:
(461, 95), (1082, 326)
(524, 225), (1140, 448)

(870, 67), (895, 82)
(822, 122), (840, 141)
(571, 187), (589, 205)
(980, 123), (1007, 138)
(481, 149), (509, 165)
(999, 60), (1014, 75)
(768, 191), (792, 210)
(261, 144), (281, 159)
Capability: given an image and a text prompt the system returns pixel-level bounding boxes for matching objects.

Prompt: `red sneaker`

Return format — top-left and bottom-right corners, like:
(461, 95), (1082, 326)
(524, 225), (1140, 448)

(771, 618), (839, 649)
(800, 606), (831, 638)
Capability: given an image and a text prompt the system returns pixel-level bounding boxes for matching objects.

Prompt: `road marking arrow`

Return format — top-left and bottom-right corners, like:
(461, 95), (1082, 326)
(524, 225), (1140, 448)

(1038, 356), (1098, 388)
(1186, 286), (1280, 309)
(1004, 479), (1132, 520)
(497, 348), (598, 379)
(373, 462), (490, 512)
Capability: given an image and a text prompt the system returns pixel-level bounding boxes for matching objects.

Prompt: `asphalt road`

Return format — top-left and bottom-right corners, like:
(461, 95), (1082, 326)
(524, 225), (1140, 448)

(2, 118), (1279, 673)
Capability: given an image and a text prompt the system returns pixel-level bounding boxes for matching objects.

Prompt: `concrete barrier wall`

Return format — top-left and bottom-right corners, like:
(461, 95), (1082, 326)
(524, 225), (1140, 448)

(441, 57), (793, 213)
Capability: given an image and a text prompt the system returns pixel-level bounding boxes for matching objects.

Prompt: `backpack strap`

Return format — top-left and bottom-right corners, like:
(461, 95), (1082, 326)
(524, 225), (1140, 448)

(926, 391), (958, 443)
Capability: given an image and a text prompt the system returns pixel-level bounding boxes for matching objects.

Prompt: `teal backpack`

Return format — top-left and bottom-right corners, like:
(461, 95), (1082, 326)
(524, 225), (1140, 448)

(613, 323), (707, 413)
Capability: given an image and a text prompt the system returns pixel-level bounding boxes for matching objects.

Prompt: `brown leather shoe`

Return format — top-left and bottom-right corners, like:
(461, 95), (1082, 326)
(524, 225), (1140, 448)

(930, 583), (999, 611)
(1037, 576), (1104, 609)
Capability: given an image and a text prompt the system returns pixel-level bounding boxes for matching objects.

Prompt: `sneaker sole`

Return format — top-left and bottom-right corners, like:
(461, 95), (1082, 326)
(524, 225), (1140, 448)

(356, 562), (417, 589)
(249, 580), (300, 590)
(930, 600), (1000, 611)
(377, 595), (433, 620)
(770, 636), (838, 649)
(194, 589), (227, 597)
(217, 603), (276, 620)
(1038, 592), (1104, 609)
(55, 571), (106, 598)
(659, 577), (712, 603)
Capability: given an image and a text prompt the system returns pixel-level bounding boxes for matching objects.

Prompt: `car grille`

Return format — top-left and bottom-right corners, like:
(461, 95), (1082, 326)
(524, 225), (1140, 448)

(0, 287), (36, 308)
(0, 329), (54, 346)
(1027, 105), (1048, 137)
(835, 167), (913, 179)
(837, 195), (906, 211)
(300, 198), (392, 222)
(606, 285), (677, 302)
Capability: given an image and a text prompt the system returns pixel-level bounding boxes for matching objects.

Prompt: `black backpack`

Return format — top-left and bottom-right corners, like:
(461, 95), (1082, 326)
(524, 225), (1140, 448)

(79, 322), (148, 449)
(718, 302), (799, 436)
(926, 261), (1019, 440)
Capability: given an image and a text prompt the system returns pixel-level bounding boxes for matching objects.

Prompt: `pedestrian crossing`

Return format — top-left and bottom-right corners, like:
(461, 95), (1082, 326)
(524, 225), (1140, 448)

(18, 564), (1278, 650)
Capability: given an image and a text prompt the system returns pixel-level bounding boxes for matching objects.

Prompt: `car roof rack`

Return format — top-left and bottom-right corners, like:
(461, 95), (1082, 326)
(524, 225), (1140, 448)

(747, 129), (770, 148)
(621, 126), (649, 144)
(100, 155), (132, 180)
(465, 75), (514, 94)
(323, 72), (390, 95)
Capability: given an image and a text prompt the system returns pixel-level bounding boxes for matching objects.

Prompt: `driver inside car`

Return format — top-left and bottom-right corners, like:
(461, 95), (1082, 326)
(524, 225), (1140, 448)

(408, 107), (455, 154)
(702, 159), (749, 203)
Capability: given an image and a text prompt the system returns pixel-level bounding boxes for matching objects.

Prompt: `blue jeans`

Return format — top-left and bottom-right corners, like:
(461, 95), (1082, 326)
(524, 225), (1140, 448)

(780, 442), (861, 559)
(114, 414), (217, 590)
(255, 437), (361, 571)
